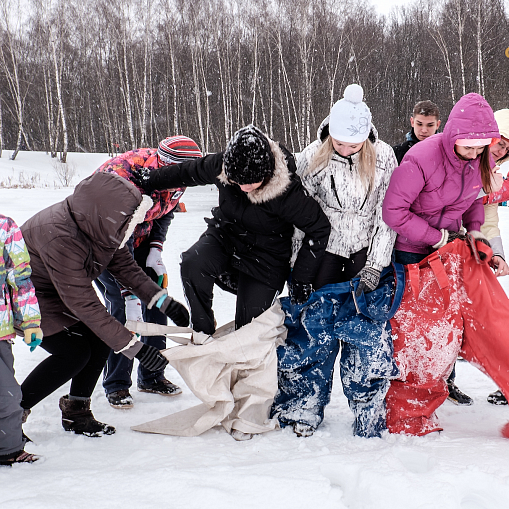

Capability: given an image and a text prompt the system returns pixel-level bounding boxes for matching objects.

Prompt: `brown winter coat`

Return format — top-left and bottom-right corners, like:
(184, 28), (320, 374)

(21, 172), (164, 357)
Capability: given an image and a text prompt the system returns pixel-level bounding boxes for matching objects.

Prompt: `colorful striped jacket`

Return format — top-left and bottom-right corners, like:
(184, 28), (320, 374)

(0, 215), (41, 340)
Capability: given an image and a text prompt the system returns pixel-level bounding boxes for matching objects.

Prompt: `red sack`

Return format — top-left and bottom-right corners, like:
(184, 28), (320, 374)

(458, 241), (509, 406)
(386, 237), (509, 436)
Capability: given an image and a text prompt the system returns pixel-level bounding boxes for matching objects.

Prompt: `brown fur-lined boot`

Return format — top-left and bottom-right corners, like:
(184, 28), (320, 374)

(59, 395), (115, 437)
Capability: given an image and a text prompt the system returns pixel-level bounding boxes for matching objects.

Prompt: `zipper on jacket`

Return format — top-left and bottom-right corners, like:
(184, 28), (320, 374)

(437, 166), (467, 226)
(334, 151), (354, 172)
(368, 226), (379, 256)
(359, 186), (371, 211)
(330, 175), (342, 208)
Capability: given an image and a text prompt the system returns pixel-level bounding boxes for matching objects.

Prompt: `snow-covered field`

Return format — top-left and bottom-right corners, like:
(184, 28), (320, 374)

(2, 151), (509, 509)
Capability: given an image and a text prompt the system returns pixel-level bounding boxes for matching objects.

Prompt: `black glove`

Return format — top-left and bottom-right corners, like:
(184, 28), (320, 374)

(158, 296), (190, 327)
(433, 229), (466, 250)
(131, 166), (154, 194)
(355, 266), (381, 297)
(477, 238), (491, 261)
(289, 280), (313, 305)
(135, 343), (168, 372)
(446, 230), (467, 243)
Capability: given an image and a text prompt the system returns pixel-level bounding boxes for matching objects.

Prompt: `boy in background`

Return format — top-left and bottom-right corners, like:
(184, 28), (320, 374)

(393, 100), (441, 164)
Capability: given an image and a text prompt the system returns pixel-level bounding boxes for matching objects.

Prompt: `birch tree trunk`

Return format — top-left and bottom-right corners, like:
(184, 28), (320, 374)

(476, 0), (485, 96)
(51, 35), (68, 163)
(429, 28), (456, 104)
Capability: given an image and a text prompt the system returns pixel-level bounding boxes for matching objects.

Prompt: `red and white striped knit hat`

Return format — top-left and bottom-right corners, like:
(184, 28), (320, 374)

(157, 136), (202, 165)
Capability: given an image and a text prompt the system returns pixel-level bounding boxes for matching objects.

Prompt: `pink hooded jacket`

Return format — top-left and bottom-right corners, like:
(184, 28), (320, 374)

(383, 93), (500, 254)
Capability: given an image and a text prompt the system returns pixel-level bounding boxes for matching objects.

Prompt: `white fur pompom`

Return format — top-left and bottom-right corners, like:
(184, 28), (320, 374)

(343, 84), (364, 104)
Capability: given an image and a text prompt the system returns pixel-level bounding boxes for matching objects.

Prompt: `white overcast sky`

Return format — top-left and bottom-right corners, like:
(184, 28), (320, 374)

(371, 0), (412, 16)
(373, 0), (509, 16)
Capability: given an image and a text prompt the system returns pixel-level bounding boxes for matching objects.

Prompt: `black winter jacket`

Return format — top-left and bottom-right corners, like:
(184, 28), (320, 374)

(392, 129), (420, 164)
(146, 139), (331, 289)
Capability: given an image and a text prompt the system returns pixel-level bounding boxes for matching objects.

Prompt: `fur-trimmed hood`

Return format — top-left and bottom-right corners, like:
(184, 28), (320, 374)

(217, 137), (292, 204)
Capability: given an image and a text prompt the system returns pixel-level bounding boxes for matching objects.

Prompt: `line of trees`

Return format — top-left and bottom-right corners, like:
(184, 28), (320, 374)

(0, 0), (508, 160)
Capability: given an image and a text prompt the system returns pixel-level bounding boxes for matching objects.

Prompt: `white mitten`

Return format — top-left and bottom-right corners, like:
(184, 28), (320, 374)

(146, 247), (167, 287)
(125, 296), (144, 323)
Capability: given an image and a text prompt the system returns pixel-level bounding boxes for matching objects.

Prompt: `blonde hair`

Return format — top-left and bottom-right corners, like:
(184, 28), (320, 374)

(306, 135), (377, 191)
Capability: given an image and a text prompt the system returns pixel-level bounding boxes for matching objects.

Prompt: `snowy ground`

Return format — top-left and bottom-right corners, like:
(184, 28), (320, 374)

(2, 152), (509, 509)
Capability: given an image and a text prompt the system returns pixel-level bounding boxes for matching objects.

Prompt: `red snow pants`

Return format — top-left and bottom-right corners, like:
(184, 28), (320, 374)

(386, 237), (509, 435)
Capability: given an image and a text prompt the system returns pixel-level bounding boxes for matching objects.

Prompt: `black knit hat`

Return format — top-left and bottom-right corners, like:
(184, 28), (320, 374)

(223, 125), (275, 185)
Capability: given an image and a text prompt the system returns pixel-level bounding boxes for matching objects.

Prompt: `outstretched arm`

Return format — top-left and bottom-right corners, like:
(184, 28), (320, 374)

(133, 153), (224, 194)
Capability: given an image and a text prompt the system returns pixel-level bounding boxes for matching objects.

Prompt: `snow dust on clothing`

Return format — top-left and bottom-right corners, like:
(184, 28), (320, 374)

(383, 92), (500, 255)
(295, 118), (398, 272)
(20, 171), (165, 357)
(97, 148), (184, 249)
(273, 264), (404, 438)
(387, 238), (509, 436)
(143, 139), (331, 291)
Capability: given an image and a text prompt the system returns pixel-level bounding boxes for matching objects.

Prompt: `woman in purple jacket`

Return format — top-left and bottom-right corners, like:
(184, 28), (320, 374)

(383, 93), (499, 261)
(382, 92), (500, 405)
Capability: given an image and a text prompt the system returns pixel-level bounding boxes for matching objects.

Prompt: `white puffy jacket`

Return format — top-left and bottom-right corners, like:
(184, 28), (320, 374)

(295, 118), (397, 271)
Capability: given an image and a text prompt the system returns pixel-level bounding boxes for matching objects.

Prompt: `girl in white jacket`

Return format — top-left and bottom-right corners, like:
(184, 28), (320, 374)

(296, 84), (397, 296)
(283, 84), (398, 438)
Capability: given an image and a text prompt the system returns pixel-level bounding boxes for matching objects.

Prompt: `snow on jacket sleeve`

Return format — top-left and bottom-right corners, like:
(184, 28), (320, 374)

(366, 143), (398, 270)
(1, 217), (40, 338)
(382, 159), (443, 248)
(278, 179), (331, 285)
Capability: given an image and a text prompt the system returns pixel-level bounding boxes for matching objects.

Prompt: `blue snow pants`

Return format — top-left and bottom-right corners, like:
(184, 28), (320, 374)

(272, 264), (405, 438)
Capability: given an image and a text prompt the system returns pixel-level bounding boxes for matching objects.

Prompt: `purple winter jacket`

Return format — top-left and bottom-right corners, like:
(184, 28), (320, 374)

(383, 93), (500, 254)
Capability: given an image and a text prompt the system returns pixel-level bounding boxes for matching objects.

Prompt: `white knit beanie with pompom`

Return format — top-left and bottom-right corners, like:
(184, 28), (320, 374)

(329, 84), (372, 143)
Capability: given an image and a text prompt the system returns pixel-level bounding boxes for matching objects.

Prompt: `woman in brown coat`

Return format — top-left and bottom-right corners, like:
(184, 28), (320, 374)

(19, 171), (188, 436)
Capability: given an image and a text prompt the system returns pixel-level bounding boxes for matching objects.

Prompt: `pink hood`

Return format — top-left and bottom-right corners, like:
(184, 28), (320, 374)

(383, 93), (500, 254)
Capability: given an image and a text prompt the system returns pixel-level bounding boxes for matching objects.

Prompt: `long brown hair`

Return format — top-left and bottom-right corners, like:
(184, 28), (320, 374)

(307, 135), (376, 191)
(479, 147), (492, 194)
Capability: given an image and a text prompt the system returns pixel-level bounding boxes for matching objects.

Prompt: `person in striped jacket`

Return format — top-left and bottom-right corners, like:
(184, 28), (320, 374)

(0, 215), (42, 465)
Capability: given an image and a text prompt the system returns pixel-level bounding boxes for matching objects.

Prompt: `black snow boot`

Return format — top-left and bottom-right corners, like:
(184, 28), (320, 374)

(447, 382), (473, 406)
(487, 390), (508, 405)
(59, 395), (116, 437)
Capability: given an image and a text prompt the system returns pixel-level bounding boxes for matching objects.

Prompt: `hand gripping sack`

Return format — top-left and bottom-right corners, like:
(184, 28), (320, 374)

(387, 236), (509, 436)
(272, 264), (405, 438)
(131, 302), (287, 437)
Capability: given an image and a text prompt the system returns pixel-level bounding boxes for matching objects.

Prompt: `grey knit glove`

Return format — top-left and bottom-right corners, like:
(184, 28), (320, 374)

(355, 266), (381, 297)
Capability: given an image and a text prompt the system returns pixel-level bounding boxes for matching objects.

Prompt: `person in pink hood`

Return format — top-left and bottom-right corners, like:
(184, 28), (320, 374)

(383, 92), (500, 406)
(383, 93), (499, 256)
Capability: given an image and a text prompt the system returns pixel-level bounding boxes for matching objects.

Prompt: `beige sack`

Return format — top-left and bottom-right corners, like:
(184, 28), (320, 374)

(131, 302), (287, 437)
